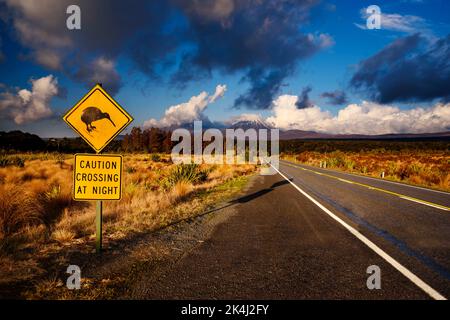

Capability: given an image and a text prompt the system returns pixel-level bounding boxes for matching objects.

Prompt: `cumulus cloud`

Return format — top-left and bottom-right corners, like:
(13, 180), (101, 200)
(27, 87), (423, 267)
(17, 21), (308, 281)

(266, 94), (450, 134)
(321, 90), (348, 105)
(0, 75), (59, 124)
(144, 84), (227, 128)
(350, 33), (450, 104)
(209, 84), (227, 103)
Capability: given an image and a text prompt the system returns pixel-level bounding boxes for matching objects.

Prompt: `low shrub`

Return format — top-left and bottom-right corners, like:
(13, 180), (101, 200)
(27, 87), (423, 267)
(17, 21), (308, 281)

(151, 153), (161, 162)
(163, 164), (209, 188)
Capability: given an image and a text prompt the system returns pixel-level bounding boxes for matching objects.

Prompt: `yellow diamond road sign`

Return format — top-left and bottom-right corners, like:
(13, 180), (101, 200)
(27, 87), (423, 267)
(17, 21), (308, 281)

(63, 84), (133, 153)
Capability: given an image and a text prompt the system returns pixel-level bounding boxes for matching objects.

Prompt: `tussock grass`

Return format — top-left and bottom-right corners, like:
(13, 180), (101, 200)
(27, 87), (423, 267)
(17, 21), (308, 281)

(0, 184), (42, 241)
(163, 163), (209, 188)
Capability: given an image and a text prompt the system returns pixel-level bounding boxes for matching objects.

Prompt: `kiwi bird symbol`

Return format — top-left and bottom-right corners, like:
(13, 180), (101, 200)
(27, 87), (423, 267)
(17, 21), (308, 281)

(81, 106), (116, 132)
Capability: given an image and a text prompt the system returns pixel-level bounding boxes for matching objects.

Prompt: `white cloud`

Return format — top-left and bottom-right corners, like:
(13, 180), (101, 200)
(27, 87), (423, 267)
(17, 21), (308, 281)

(144, 84), (227, 128)
(318, 33), (335, 48)
(34, 49), (63, 70)
(0, 75), (59, 124)
(209, 84), (227, 103)
(380, 13), (426, 33)
(307, 33), (335, 49)
(356, 9), (428, 34)
(266, 94), (450, 134)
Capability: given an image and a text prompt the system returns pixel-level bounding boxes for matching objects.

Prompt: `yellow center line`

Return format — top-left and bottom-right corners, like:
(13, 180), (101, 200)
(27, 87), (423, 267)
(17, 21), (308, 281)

(282, 161), (450, 212)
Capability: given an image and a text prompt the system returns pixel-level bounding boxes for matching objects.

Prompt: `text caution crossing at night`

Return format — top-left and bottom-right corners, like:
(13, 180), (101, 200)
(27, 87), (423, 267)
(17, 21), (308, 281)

(73, 154), (123, 200)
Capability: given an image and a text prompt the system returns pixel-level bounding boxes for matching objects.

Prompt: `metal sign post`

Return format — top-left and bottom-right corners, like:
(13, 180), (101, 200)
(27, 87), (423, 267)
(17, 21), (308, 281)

(96, 200), (102, 253)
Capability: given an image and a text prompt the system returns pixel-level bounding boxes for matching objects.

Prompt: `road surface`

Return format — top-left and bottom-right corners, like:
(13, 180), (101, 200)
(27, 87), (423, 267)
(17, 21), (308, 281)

(130, 160), (450, 299)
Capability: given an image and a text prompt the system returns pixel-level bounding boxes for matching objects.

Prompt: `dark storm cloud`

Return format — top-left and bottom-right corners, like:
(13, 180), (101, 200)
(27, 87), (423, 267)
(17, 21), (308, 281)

(176, 0), (326, 109)
(233, 67), (288, 110)
(74, 57), (122, 95)
(321, 90), (348, 105)
(2, 0), (176, 94)
(0, 35), (4, 63)
(3, 0), (328, 103)
(350, 33), (450, 103)
(295, 86), (314, 109)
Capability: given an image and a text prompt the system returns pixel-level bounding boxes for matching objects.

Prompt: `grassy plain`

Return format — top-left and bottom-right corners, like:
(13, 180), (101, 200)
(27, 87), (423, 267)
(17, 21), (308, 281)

(0, 153), (256, 296)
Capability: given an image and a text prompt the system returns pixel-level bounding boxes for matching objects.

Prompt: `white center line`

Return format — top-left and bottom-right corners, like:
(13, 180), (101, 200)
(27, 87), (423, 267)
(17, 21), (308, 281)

(270, 164), (446, 300)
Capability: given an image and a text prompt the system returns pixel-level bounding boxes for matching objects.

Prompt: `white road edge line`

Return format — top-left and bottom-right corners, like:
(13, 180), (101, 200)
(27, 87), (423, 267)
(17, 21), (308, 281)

(270, 164), (446, 300)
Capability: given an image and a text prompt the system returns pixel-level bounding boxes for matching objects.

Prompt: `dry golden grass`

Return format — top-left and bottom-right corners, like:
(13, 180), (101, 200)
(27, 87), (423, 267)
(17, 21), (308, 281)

(283, 150), (450, 192)
(0, 153), (257, 265)
(171, 181), (194, 202)
(51, 228), (76, 243)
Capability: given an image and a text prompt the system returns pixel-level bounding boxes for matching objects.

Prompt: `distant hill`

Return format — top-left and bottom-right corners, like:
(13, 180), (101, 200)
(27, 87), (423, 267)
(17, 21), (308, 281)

(0, 131), (46, 151)
(1, 126), (449, 154)
(154, 121), (450, 141)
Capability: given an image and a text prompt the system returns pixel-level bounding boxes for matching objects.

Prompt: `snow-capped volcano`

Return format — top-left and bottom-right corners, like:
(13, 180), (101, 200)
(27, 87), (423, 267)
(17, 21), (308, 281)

(225, 114), (273, 130)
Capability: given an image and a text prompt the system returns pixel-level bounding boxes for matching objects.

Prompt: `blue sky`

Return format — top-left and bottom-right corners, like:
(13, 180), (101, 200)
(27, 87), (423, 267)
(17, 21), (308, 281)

(0, 0), (449, 137)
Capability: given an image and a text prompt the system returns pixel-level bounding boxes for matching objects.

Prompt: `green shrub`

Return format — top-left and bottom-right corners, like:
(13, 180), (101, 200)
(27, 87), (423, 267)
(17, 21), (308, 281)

(409, 163), (423, 175)
(126, 166), (136, 174)
(163, 164), (209, 188)
(1, 155), (26, 168)
(55, 153), (65, 168)
(327, 153), (346, 168)
(40, 185), (71, 225)
(151, 153), (161, 162)
(344, 159), (356, 170)
(14, 156), (25, 168)
(0, 155), (8, 167)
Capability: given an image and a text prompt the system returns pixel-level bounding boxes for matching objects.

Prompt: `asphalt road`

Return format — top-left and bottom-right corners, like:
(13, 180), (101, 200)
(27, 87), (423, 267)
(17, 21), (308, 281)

(132, 160), (450, 299)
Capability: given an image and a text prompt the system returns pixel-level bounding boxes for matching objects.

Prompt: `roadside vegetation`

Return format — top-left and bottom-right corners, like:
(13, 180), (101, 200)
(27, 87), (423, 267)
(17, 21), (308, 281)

(281, 140), (450, 192)
(0, 152), (256, 295)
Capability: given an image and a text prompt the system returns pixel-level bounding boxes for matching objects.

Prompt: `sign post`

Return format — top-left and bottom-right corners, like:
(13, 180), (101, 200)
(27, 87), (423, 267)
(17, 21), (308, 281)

(96, 200), (102, 253)
(63, 84), (132, 253)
